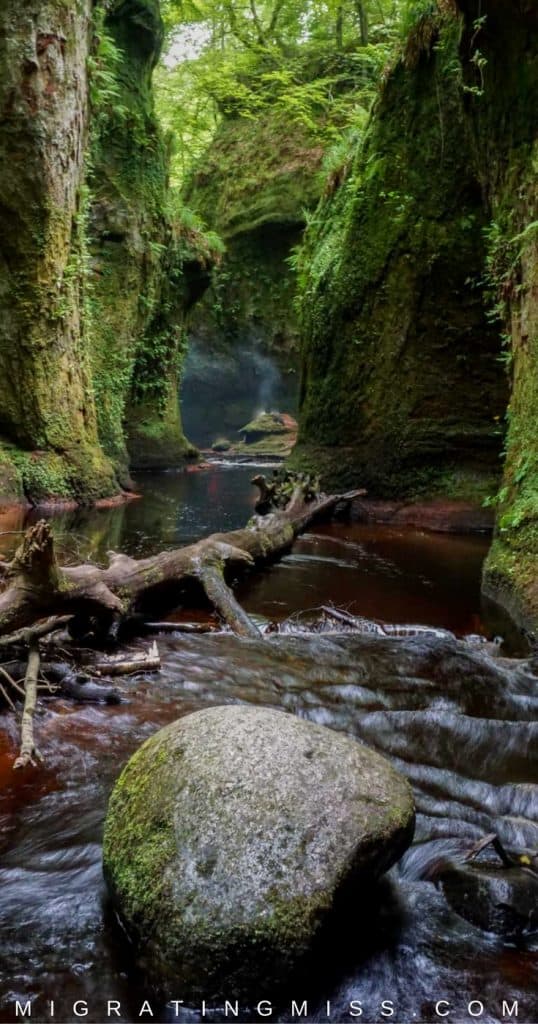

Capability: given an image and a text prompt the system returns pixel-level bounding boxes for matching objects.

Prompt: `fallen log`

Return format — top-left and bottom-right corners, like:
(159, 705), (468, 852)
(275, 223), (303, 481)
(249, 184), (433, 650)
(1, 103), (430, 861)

(0, 481), (365, 639)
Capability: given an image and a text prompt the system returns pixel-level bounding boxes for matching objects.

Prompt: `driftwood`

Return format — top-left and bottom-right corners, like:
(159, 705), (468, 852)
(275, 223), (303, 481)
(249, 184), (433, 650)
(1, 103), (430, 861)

(0, 480), (364, 639)
(142, 621), (216, 635)
(13, 641), (41, 769)
(93, 641), (161, 676)
(44, 663), (121, 702)
(1, 659), (122, 704)
(0, 615), (72, 649)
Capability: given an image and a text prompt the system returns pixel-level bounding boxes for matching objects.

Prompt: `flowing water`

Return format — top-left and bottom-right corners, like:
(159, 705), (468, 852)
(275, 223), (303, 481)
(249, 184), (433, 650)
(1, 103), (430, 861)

(0, 465), (536, 1024)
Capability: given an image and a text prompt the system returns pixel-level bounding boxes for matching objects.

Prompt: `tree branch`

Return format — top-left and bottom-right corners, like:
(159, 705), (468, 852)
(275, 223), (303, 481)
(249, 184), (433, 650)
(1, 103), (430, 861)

(13, 641), (41, 770)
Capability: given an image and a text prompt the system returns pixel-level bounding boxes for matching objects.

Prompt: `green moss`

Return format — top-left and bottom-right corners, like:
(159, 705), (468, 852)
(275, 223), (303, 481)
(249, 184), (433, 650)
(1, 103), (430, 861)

(293, 12), (507, 499)
(103, 745), (176, 936)
(473, 11), (538, 628)
(0, 0), (119, 504)
(186, 110), (323, 241)
(87, 1), (212, 478)
(483, 526), (538, 637)
(0, 450), (24, 502)
(5, 444), (117, 504)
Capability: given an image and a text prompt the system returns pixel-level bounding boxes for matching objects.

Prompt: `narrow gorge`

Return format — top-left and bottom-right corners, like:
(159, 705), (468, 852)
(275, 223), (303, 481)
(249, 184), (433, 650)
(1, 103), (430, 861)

(0, 3), (536, 1022)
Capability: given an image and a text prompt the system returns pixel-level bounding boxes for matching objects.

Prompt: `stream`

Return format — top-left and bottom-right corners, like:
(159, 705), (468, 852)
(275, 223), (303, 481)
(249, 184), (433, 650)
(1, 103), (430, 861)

(0, 465), (536, 1024)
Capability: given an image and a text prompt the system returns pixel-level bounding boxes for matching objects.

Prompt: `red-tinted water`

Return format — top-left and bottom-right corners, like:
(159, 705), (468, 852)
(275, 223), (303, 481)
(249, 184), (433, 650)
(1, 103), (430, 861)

(0, 467), (536, 1024)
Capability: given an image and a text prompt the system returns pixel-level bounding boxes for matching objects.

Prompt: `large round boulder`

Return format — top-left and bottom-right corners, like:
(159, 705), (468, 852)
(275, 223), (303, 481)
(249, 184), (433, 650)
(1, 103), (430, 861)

(103, 706), (414, 999)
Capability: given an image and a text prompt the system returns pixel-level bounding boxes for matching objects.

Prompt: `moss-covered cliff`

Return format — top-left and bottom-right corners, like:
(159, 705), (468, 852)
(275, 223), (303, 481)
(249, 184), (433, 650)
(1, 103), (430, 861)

(294, 0), (538, 629)
(0, 0), (205, 502)
(182, 108), (324, 444)
(463, 0), (538, 628)
(89, 0), (202, 480)
(0, 0), (117, 503)
(293, 10), (507, 497)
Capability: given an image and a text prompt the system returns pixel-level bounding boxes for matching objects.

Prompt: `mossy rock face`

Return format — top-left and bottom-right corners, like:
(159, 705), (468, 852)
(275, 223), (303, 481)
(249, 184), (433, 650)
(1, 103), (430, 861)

(103, 705), (414, 1001)
(182, 106), (324, 446)
(0, 0), (119, 503)
(463, 1), (538, 629)
(90, 0), (200, 480)
(125, 375), (198, 470)
(186, 112), (323, 239)
(294, 15), (507, 499)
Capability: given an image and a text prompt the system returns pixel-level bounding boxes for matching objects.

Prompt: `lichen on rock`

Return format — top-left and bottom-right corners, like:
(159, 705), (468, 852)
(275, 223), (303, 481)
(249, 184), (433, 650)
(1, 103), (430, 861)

(103, 705), (415, 1001)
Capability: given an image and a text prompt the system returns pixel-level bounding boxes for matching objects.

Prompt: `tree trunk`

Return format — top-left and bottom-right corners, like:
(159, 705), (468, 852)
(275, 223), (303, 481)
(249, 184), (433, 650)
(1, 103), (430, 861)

(357, 2), (369, 45)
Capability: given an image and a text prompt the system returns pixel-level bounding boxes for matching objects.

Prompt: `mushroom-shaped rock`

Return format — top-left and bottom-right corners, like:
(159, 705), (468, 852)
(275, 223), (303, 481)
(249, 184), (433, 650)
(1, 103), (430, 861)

(103, 706), (414, 999)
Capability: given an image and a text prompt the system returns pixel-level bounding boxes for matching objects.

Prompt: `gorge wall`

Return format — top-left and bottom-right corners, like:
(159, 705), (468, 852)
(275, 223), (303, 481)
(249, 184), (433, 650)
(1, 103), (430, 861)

(0, 0), (117, 503)
(463, 0), (538, 628)
(293, 0), (538, 628)
(292, 6), (507, 498)
(0, 0), (202, 503)
(90, 0), (205, 480)
(182, 106), (324, 446)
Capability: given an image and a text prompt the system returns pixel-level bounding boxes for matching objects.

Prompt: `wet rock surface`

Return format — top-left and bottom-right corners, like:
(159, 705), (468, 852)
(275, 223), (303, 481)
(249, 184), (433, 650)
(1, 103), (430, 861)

(440, 862), (538, 939)
(103, 705), (414, 1000)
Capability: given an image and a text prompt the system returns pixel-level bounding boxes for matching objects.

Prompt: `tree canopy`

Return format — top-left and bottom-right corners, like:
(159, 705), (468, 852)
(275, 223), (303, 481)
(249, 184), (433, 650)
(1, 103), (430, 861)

(155, 0), (412, 187)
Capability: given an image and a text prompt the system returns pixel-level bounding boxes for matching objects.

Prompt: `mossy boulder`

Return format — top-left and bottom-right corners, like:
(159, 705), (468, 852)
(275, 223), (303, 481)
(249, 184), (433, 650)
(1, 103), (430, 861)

(233, 411), (298, 456)
(211, 438), (231, 452)
(103, 705), (414, 1000)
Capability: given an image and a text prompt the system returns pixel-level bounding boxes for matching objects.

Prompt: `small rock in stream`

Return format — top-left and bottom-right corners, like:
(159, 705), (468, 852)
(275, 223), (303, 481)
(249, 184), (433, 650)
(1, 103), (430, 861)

(103, 705), (415, 1000)
(441, 862), (538, 940)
